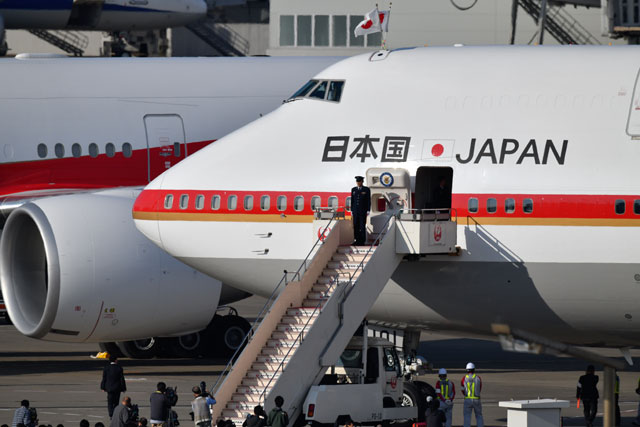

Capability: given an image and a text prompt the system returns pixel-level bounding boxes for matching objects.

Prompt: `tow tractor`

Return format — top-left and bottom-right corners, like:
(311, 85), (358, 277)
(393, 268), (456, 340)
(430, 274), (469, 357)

(303, 334), (428, 426)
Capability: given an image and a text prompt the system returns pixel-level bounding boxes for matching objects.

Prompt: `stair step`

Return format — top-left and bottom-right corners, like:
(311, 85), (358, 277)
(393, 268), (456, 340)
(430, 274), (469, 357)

(322, 268), (361, 278)
(236, 385), (272, 395)
(228, 419), (247, 427)
(266, 338), (300, 348)
(226, 400), (255, 410)
(241, 377), (276, 387)
(256, 354), (291, 364)
(245, 369), (280, 379)
(271, 330), (303, 340)
(222, 409), (248, 419)
(232, 392), (262, 403)
(327, 260), (367, 269)
(261, 346), (294, 356)
(317, 275), (353, 285)
(302, 298), (325, 308)
(286, 307), (319, 316)
(331, 253), (370, 262)
(252, 361), (285, 371)
(280, 315), (313, 325)
(306, 291), (330, 300)
(276, 322), (309, 332)
(312, 283), (333, 293)
(337, 245), (372, 255)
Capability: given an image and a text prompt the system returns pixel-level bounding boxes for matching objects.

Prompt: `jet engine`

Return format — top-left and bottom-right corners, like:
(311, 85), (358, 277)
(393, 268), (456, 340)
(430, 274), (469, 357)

(0, 188), (243, 351)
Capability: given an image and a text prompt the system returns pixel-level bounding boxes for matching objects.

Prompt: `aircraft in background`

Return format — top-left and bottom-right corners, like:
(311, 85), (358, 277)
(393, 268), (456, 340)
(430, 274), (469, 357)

(0, 55), (338, 358)
(0, 0), (207, 55)
(133, 45), (640, 353)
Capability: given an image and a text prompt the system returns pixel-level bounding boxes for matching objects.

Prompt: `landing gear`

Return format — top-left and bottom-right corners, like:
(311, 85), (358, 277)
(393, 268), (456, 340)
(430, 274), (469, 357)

(116, 337), (160, 359)
(203, 311), (251, 359)
(99, 342), (124, 358)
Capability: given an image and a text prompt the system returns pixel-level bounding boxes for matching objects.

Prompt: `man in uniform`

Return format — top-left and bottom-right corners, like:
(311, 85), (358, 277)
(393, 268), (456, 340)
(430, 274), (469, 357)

(101, 355), (127, 418)
(577, 365), (599, 427)
(436, 368), (455, 427)
(461, 362), (483, 427)
(351, 176), (371, 246)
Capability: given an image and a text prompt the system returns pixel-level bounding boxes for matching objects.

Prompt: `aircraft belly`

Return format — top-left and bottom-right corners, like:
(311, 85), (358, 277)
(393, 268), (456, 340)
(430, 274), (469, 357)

(3, 10), (71, 29)
(96, 12), (184, 30)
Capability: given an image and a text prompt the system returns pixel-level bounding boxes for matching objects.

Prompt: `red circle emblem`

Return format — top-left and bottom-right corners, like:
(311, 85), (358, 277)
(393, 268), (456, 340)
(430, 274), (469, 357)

(318, 227), (331, 241)
(431, 144), (444, 157)
(390, 377), (397, 389)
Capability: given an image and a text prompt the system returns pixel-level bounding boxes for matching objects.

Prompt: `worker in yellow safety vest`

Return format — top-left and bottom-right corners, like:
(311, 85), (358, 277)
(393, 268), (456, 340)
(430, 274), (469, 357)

(461, 362), (483, 427)
(435, 368), (455, 427)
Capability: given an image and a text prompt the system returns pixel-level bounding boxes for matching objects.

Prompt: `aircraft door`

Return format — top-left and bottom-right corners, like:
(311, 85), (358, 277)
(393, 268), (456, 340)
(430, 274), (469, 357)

(414, 166), (453, 211)
(143, 115), (186, 182)
(366, 168), (410, 236)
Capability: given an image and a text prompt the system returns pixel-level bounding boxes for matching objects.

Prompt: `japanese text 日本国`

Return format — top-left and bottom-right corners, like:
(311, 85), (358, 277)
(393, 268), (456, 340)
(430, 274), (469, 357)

(322, 135), (411, 163)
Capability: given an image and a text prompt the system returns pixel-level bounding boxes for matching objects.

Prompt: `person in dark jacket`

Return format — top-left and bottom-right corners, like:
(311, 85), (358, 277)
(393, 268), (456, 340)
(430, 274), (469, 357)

(266, 396), (288, 427)
(150, 383), (172, 427)
(101, 355), (127, 418)
(351, 176), (371, 246)
(110, 397), (133, 427)
(243, 406), (266, 427)
(577, 365), (599, 427)
(425, 396), (446, 427)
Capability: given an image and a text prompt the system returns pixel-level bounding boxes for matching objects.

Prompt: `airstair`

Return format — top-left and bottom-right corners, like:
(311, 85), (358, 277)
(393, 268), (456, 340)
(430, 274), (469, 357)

(211, 168), (458, 425)
(186, 19), (248, 56)
(518, 0), (601, 44)
(27, 29), (89, 56)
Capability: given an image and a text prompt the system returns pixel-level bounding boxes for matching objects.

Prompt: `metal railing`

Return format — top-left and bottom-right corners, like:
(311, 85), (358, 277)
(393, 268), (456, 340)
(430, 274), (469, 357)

(211, 209), (340, 398)
(398, 208), (457, 222)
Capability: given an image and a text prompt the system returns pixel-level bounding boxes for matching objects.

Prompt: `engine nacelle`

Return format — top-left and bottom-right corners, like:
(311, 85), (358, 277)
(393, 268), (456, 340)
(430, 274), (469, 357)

(0, 188), (222, 342)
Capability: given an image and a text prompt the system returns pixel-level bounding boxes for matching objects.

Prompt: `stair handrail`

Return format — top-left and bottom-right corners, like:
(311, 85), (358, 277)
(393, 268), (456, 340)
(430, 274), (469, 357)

(257, 274), (340, 405)
(211, 209), (340, 397)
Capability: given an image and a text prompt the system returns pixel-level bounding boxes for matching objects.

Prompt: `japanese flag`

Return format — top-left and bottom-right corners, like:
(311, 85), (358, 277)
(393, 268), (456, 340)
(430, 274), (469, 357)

(422, 139), (456, 161)
(354, 8), (381, 37)
(379, 10), (390, 32)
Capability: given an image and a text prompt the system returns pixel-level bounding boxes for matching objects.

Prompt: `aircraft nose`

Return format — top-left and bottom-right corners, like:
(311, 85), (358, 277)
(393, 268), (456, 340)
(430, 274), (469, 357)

(132, 189), (165, 251)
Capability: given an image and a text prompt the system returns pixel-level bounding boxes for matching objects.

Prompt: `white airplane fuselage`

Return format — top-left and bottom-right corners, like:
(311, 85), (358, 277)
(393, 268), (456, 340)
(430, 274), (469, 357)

(134, 46), (640, 348)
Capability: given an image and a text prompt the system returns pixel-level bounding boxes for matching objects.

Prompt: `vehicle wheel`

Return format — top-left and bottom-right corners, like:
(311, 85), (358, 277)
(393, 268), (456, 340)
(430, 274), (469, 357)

(116, 337), (159, 359)
(212, 315), (251, 359)
(413, 380), (436, 400)
(99, 342), (124, 358)
(402, 381), (426, 422)
(166, 331), (204, 358)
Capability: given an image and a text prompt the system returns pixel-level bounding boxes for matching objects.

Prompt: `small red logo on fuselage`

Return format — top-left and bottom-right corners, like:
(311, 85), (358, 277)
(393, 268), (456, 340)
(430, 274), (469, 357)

(434, 224), (442, 242)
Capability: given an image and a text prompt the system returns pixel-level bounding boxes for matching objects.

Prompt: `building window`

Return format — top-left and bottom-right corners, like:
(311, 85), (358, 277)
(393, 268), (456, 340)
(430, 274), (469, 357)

(260, 195), (270, 211)
(280, 15), (294, 46)
(54, 143), (65, 158)
(468, 198), (478, 214)
(89, 143), (99, 158)
(244, 195), (254, 211)
(311, 196), (321, 211)
(314, 15), (329, 46)
(294, 196), (304, 211)
(297, 15), (312, 46)
(195, 195), (205, 210)
(523, 198), (534, 214)
(277, 195), (287, 211)
(615, 199), (626, 215)
(164, 194), (173, 209)
(37, 143), (47, 158)
(635, 200), (640, 215)
(122, 143), (132, 158)
(328, 196), (339, 209)
(505, 198), (515, 214)
(487, 198), (497, 214)
(228, 195), (237, 211)
(105, 142), (115, 158)
(349, 16), (365, 47)
(346, 196), (352, 212)
(211, 195), (221, 210)
(71, 143), (82, 158)
(367, 32), (382, 47)
(180, 194), (189, 210)
(333, 15), (347, 46)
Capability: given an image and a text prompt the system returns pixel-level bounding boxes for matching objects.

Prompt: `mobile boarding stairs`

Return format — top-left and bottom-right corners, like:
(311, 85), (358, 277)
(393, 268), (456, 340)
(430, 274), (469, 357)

(211, 169), (458, 425)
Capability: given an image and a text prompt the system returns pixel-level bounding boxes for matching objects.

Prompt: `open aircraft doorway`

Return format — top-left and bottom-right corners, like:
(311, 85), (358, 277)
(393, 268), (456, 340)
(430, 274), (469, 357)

(414, 166), (453, 211)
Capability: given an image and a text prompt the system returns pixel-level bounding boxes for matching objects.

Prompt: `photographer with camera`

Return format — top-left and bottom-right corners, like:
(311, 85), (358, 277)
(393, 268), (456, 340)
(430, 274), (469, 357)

(110, 396), (136, 427)
(190, 386), (214, 427)
(12, 400), (37, 427)
(150, 382), (179, 427)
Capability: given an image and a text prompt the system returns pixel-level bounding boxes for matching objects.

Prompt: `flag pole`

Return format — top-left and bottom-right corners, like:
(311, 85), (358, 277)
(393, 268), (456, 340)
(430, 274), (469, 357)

(382, 2), (392, 50)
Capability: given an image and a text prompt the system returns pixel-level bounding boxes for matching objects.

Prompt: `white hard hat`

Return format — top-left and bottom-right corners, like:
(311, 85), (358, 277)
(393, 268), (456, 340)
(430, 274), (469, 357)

(426, 396), (433, 402)
(466, 362), (475, 370)
(438, 368), (447, 375)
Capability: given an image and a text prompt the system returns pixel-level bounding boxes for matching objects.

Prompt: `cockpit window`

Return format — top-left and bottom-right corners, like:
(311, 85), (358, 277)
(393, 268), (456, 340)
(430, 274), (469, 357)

(327, 81), (344, 102)
(309, 81), (328, 99)
(289, 79), (345, 102)
(291, 80), (318, 99)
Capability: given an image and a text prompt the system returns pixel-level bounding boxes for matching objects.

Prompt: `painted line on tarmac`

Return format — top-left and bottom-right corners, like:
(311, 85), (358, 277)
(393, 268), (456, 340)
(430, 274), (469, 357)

(126, 378), (148, 381)
(41, 412), (57, 415)
(64, 413), (81, 416)
(88, 415), (104, 418)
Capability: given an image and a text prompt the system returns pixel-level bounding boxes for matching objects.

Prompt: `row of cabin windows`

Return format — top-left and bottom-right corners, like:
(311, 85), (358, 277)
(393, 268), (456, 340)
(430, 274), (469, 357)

(37, 142), (133, 159)
(164, 194), (353, 212)
(469, 198), (640, 215)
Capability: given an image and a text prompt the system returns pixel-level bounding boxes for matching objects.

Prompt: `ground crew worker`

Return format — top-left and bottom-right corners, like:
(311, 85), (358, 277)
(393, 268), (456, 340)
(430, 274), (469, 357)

(576, 365), (599, 427)
(435, 368), (455, 427)
(461, 362), (483, 427)
(351, 176), (371, 246)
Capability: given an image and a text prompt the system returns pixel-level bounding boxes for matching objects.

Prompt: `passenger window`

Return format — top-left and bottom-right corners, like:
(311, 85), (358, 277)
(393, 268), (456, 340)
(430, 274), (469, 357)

(71, 143), (82, 158)
(195, 195), (204, 210)
(89, 143), (99, 158)
(294, 196), (304, 211)
(244, 195), (254, 211)
(635, 200), (640, 215)
(260, 195), (270, 211)
(228, 195), (237, 211)
(505, 198), (515, 214)
(179, 194), (189, 210)
(211, 195), (221, 210)
(615, 199), (625, 215)
(487, 198), (497, 214)
(277, 195), (287, 211)
(346, 196), (352, 212)
(54, 143), (65, 158)
(105, 142), (115, 158)
(309, 81), (328, 99)
(290, 80), (318, 99)
(122, 142), (132, 158)
(37, 143), (47, 158)
(523, 198), (533, 214)
(311, 196), (321, 211)
(173, 142), (181, 157)
(327, 81), (344, 102)
(468, 198), (478, 214)
(328, 196), (338, 209)
(164, 194), (173, 209)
